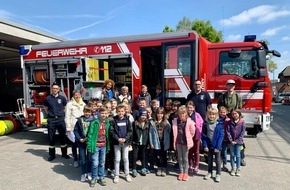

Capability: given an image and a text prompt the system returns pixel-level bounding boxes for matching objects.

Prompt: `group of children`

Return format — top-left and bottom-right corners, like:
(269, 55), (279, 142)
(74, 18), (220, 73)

(70, 80), (246, 187)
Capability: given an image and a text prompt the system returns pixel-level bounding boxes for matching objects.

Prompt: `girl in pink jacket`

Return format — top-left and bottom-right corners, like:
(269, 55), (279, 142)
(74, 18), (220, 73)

(172, 106), (195, 181)
(186, 101), (203, 173)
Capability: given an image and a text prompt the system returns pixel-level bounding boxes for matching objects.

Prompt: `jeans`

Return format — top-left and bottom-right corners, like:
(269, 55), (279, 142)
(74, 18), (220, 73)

(177, 144), (189, 174)
(229, 144), (241, 169)
(207, 149), (221, 175)
(79, 144), (91, 174)
(91, 146), (106, 179)
(114, 144), (129, 176)
(221, 141), (229, 165)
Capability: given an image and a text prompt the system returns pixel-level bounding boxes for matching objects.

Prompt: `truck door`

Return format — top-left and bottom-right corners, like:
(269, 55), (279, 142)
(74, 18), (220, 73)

(161, 41), (197, 103)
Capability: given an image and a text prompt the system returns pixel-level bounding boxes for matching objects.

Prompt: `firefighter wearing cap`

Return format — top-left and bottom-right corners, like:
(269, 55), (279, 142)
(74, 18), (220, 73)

(217, 79), (242, 112)
(44, 82), (69, 161)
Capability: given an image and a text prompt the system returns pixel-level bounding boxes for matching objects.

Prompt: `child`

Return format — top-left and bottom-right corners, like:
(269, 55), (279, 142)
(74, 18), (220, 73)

(74, 106), (95, 182)
(202, 108), (224, 183)
(110, 104), (133, 183)
(86, 107), (111, 187)
(226, 109), (246, 177)
(146, 106), (155, 172)
(218, 106), (230, 171)
(118, 86), (132, 105)
(186, 101), (203, 173)
(137, 85), (151, 107)
(164, 99), (173, 119)
(151, 99), (160, 118)
(172, 106), (195, 181)
(104, 101), (114, 121)
(133, 97), (147, 120)
(168, 100), (181, 164)
(155, 85), (163, 106)
(110, 98), (118, 116)
(131, 108), (150, 177)
(124, 103), (134, 124)
(151, 107), (171, 177)
(101, 79), (116, 102)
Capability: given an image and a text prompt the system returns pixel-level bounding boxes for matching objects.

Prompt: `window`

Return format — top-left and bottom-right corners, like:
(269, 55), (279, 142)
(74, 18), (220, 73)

(177, 46), (191, 76)
(220, 50), (258, 79)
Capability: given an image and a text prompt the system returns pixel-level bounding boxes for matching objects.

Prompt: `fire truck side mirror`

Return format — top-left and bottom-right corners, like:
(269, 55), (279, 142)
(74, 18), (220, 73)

(251, 82), (268, 93)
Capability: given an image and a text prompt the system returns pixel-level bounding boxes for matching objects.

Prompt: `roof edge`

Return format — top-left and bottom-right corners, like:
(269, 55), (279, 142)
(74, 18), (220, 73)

(0, 18), (66, 42)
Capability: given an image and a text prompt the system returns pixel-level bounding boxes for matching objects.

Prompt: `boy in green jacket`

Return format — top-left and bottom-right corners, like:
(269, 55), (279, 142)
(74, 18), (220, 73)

(87, 107), (111, 187)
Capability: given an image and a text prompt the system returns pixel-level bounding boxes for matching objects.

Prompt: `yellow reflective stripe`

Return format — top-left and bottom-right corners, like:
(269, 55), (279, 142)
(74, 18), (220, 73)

(60, 144), (67, 148)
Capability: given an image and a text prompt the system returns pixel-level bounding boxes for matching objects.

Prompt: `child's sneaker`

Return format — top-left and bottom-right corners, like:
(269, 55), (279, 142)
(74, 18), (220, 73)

(125, 175), (132, 182)
(215, 174), (221, 182)
(161, 168), (167, 177)
(86, 173), (92, 181)
(230, 168), (235, 176)
(97, 178), (106, 186)
(110, 169), (115, 178)
(145, 168), (150, 174)
(182, 173), (189, 181)
(140, 168), (147, 176)
(90, 178), (97, 187)
(193, 166), (199, 173)
(188, 165), (194, 173)
(113, 176), (119, 183)
(132, 169), (138, 178)
(178, 173), (184, 180)
(203, 173), (212, 180)
(157, 167), (162, 176)
(222, 164), (228, 172)
(236, 168), (241, 177)
(81, 174), (86, 182)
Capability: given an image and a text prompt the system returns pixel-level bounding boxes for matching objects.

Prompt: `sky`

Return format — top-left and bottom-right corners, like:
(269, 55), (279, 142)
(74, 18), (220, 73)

(1, 0), (289, 80)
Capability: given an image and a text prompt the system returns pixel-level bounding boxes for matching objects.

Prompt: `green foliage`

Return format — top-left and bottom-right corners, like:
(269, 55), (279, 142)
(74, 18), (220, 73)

(176, 17), (192, 31)
(191, 19), (223, 42)
(163, 25), (175, 33)
(163, 17), (223, 42)
(268, 60), (278, 73)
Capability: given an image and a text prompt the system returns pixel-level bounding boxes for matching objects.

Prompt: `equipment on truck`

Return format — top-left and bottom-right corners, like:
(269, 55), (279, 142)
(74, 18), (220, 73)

(20, 31), (280, 136)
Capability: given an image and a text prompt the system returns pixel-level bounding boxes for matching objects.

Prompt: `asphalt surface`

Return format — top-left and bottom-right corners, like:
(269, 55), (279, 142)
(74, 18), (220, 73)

(1, 104), (290, 190)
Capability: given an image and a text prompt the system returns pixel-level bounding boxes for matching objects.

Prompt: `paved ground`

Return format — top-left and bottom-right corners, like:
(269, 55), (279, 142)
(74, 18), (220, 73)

(1, 108), (290, 190)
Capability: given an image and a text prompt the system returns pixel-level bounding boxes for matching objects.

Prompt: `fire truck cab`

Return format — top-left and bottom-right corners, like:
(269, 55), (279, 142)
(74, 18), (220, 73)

(20, 31), (280, 136)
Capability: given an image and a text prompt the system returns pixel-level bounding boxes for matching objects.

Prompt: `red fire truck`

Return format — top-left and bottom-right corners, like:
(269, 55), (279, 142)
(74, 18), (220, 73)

(20, 31), (280, 136)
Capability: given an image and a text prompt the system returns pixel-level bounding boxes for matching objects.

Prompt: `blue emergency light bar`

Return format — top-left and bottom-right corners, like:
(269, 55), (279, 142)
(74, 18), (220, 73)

(244, 35), (256, 42)
(19, 45), (32, 55)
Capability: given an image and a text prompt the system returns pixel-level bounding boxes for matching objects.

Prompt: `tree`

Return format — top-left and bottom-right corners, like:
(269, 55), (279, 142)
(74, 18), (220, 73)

(191, 19), (222, 42)
(268, 60), (278, 80)
(162, 25), (175, 33)
(176, 17), (192, 31)
(163, 18), (223, 43)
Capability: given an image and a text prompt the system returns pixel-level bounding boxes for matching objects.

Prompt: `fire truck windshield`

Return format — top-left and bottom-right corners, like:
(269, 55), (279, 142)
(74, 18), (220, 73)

(220, 50), (258, 79)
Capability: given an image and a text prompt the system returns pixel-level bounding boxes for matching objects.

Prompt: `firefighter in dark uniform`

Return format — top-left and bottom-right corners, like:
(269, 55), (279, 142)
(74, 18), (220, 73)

(44, 82), (70, 161)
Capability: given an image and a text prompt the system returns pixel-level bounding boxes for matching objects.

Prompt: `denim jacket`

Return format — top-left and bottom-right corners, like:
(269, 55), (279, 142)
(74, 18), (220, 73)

(149, 119), (171, 151)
